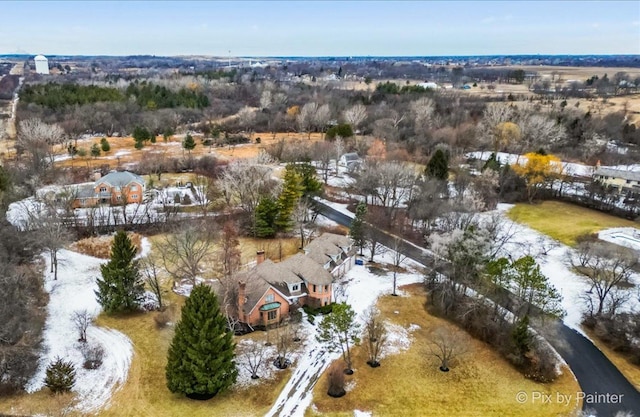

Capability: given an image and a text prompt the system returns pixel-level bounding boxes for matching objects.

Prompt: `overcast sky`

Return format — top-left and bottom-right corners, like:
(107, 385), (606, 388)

(1, 1), (639, 56)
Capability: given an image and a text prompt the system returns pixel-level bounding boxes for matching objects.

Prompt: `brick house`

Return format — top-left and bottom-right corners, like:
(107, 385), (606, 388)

(216, 233), (354, 330)
(73, 171), (146, 208)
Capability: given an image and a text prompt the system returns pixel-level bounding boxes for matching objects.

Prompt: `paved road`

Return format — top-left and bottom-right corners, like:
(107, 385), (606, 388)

(315, 201), (640, 416)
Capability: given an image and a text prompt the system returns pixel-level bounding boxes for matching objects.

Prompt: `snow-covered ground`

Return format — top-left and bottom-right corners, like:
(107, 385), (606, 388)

(485, 205), (640, 334)
(466, 151), (595, 178)
(25, 238), (150, 412)
(266, 244), (425, 417)
(6, 183), (207, 230)
(598, 227), (640, 252)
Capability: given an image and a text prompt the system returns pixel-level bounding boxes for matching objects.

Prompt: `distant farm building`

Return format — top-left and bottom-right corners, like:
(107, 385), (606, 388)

(418, 82), (438, 90)
(34, 55), (49, 75)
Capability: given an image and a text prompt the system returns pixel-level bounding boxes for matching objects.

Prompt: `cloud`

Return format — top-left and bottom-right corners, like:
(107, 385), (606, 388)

(633, 21), (640, 26)
(591, 23), (600, 29)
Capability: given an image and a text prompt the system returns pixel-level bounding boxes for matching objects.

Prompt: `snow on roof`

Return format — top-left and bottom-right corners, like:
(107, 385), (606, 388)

(595, 167), (640, 182)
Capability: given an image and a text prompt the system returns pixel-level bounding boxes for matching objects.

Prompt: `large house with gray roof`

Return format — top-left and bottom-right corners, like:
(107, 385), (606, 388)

(593, 167), (640, 194)
(215, 233), (355, 330)
(73, 171), (146, 208)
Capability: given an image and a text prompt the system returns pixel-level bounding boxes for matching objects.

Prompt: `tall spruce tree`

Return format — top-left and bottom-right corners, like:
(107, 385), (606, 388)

(275, 166), (304, 231)
(292, 162), (322, 196)
(166, 284), (237, 399)
(95, 230), (144, 313)
(254, 196), (279, 238)
(183, 133), (196, 155)
(350, 202), (367, 255)
(425, 148), (449, 180)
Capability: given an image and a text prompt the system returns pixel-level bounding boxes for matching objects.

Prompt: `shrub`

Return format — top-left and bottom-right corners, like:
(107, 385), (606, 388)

(45, 357), (76, 394)
(80, 343), (105, 370)
(154, 309), (173, 329)
(307, 315), (315, 325)
(327, 361), (346, 398)
(181, 194), (192, 205)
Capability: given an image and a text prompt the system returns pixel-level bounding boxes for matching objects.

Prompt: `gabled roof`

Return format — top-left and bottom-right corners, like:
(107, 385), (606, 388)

(341, 153), (360, 161)
(595, 167), (640, 182)
(96, 171), (145, 188)
(305, 233), (352, 266)
(285, 253), (333, 285)
(75, 183), (96, 199)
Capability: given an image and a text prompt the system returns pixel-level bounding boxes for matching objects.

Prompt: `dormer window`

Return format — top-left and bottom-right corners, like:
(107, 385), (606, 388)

(99, 187), (107, 192)
(292, 284), (299, 291)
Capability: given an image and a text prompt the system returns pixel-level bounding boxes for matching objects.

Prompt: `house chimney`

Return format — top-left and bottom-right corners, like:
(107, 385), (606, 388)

(596, 160), (601, 169)
(256, 250), (265, 264)
(238, 281), (246, 322)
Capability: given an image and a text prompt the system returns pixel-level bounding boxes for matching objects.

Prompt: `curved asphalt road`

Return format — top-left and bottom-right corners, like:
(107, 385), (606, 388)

(315, 201), (640, 416)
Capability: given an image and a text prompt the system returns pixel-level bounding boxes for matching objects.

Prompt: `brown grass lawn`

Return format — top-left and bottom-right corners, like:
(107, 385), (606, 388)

(50, 131), (326, 171)
(147, 233), (302, 278)
(307, 284), (581, 417)
(95, 303), (290, 417)
(507, 201), (639, 246)
(583, 328), (640, 392)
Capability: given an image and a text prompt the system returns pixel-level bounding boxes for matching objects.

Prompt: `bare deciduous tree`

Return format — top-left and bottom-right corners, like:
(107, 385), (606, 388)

(572, 242), (637, 316)
(217, 220), (241, 278)
(363, 306), (387, 367)
(157, 222), (216, 285)
(238, 339), (266, 379)
(140, 257), (165, 311)
(275, 324), (293, 369)
(298, 102), (318, 139)
(391, 237), (408, 296)
(343, 104), (367, 142)
(72, 310), (91, 343)
(218, 157), (277, 216)
(428, 327), (468, 372)
(17, 118), (65, 174)
(313, 104), (331, 139)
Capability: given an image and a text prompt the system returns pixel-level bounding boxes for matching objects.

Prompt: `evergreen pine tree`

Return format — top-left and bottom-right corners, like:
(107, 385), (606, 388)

(512, 315), (532, 356)
(90, 143), (101, 158)
(95, 230), (144, 314)
(100, 137), (111, 152)
(45, 357), (76, 394)
(350, 202), (367, 255)
(183, 133), (196, 155)
(275, 166), (304, 231)
(482, 152), (501, 172)
(425, 149), (449, 180)
(254, 196), (279, 238)
(166, 284), (237, 399)
(292, 162), (322, 196)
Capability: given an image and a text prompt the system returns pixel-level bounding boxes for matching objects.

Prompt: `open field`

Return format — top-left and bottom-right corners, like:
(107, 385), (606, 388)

(308, 284), (581, 417)
(507, 201), (639, 246)
(583, 328), (640, 392)
(45, 131), (325, 171)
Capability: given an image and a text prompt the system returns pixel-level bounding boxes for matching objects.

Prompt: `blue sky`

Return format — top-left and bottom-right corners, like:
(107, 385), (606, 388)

(1, 1), (638, 56)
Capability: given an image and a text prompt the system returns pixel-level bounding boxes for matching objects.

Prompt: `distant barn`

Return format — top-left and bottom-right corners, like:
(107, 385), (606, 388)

(34, 55), (49, 75)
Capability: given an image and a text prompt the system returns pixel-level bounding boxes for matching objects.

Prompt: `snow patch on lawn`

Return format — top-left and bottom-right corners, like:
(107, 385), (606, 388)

(380, 322), (420, 359)
(24, 240), (150, 412)
(353, 411), (372, 417)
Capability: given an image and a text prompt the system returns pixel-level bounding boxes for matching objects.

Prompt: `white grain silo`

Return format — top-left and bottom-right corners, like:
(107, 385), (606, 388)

(34, 55), (49, 75)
